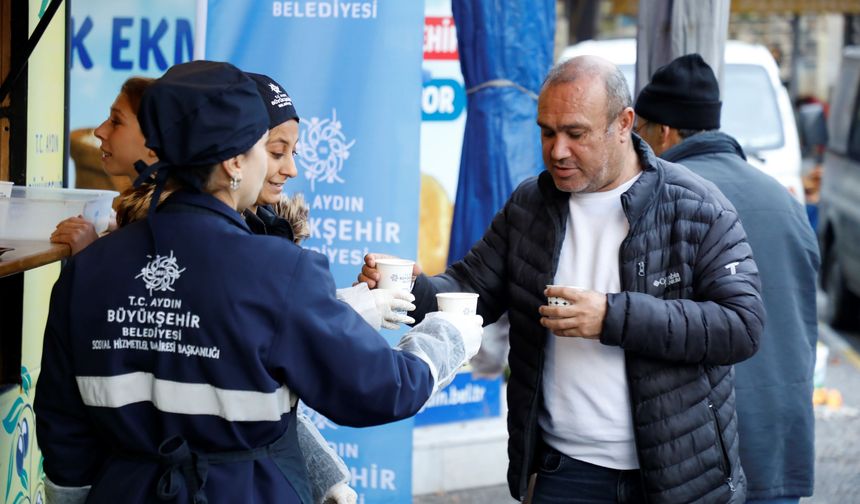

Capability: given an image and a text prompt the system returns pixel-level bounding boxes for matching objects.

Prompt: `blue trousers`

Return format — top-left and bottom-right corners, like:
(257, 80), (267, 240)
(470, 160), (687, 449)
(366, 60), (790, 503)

(532, 443), (646, 504)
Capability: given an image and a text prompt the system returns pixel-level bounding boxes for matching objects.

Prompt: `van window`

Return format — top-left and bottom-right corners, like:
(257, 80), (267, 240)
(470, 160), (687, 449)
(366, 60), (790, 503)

(618, 65), (635, 99)
(722, 65), (784, 152)
(849, 89), (860, 162)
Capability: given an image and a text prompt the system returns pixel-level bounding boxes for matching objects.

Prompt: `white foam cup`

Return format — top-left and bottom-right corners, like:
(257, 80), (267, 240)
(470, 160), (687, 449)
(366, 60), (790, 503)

(546, 284), (585, 307)
(376, 258), (415, 291)
(435, 292), (479, 316)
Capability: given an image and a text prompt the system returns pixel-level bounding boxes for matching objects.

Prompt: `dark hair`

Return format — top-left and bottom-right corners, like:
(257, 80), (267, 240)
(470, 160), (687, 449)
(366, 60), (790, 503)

(120, 77), (156, 114)
(115, 165), (215, 227)
(677, 128), (709, 140)
(169, 165), (216, 192)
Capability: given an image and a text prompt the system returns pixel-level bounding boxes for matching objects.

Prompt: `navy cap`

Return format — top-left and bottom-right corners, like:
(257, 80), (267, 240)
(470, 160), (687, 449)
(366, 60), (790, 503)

(138, 60), (269, 168)
(245, 72), (300, 129)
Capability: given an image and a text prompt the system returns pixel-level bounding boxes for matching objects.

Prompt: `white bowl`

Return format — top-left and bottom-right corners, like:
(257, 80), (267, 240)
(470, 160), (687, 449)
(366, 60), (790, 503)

(0, 186), (118, 240)
(0, 181), (12, 199)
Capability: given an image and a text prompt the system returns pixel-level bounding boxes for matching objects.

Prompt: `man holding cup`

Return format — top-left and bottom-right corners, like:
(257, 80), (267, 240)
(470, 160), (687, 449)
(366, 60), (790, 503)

(359, 56), (763, 504)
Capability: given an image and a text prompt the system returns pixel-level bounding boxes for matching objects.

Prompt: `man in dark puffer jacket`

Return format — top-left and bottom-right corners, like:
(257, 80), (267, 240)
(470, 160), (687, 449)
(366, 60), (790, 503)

(360, 56), (764, 503)
(635, 54), (819, 504)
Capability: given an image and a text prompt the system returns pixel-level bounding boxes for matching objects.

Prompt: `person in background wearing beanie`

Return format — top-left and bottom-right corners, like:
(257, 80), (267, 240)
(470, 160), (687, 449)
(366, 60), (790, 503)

(634, 54), (819, 504)
(34, 60), (483, 504)
(358, 55), (764, 504)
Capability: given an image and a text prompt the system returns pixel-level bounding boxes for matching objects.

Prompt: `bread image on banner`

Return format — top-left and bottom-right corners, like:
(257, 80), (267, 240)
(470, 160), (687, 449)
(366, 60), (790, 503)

(418, 173), (453, 276)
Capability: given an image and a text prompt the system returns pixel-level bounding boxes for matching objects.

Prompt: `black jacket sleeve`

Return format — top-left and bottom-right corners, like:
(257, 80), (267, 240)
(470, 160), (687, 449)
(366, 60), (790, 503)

(602, 209), (764, 365)
(411, 200), (514, 325)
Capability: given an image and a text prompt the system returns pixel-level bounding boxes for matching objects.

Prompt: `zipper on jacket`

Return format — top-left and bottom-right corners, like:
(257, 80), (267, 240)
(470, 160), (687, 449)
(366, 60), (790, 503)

(520, 352), (545, 500)
(519, 196), (563, 500)
(708, 401), (736, 492)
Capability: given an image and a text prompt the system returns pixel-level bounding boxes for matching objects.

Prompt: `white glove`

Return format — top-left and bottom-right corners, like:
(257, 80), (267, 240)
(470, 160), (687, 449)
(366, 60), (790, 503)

(322, 482), (357, 504)
(424, 311), (483, 360)
(371, 288), (416, 330)
(398, 311), (484, 393)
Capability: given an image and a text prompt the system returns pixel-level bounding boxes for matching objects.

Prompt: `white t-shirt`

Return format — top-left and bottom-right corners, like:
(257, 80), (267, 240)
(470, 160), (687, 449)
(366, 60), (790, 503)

(538, 174), (641, 470)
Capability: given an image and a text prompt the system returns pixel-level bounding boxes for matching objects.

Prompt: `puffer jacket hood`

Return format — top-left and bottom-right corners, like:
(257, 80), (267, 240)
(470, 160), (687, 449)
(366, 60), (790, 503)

(662, 130), (747, 163)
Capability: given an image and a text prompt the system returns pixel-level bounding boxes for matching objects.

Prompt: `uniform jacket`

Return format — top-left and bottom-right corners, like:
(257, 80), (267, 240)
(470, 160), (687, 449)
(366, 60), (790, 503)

(662, 131), (819, 499)
(35, 191), (435, 504)
(411, 137), (765, 504)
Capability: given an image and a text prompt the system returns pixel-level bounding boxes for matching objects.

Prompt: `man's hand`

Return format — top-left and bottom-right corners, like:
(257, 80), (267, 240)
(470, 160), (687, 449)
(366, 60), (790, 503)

(539, 286), (607, 339)
(51, 216), (99, 255)
(356, 253), (423, 288)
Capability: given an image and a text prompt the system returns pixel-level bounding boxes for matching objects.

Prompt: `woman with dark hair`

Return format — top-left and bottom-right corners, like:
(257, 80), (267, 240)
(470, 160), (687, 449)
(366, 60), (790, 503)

(51, 77), (157, 254)
(35, 60), (482, 504)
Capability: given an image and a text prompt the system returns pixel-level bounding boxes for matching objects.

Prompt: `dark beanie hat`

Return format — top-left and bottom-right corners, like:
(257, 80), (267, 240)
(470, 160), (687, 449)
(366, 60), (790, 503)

(138, 60), (269, 167)
(634, 54), (721, 130)
(245, 72), (300, 129)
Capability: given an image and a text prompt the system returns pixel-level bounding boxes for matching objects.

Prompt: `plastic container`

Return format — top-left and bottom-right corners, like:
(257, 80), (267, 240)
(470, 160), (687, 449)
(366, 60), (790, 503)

(0, 181), (12, 198)
(0, 186), (118, 240)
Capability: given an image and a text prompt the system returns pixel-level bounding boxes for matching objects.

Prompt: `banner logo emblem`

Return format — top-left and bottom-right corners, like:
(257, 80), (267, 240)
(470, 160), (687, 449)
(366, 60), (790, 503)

(297, 109), (356, 191)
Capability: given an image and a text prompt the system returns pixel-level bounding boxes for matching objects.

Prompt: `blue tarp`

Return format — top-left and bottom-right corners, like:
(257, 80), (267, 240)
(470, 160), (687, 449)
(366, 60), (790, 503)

(447, 1), (556, 263)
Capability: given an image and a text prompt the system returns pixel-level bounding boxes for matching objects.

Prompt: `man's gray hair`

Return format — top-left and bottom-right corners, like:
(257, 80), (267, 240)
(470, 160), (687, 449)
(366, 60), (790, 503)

(541, 56), (632, 124)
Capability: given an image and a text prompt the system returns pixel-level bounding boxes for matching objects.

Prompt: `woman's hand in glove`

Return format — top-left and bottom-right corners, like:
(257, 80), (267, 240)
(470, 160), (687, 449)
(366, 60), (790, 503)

(424, 311), (484, 360)
(371, 288), (416, 330)
(322, 482), (357, 504)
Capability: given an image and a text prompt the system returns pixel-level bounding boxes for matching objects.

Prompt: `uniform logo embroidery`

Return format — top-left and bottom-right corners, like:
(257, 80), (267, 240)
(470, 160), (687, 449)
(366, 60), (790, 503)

(724, 262), (740, 275)
(297, 109), (356, 191)
(653, 272), (681, 288)
(268, 82), (282, 94)
(135, 251), (186, 296)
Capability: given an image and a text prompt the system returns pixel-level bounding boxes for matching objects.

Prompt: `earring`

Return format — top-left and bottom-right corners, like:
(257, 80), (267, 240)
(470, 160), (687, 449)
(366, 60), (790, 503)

(230, 176), (241, 191)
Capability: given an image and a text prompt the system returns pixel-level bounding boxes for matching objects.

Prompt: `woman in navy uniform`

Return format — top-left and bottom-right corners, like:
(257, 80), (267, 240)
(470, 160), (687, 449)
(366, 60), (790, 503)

(35, 61), (482, 504)
(59, 70), (415, 503)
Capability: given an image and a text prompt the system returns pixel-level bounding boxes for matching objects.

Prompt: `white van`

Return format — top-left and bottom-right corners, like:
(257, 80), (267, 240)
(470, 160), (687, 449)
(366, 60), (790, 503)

(559, 38), (804, 202)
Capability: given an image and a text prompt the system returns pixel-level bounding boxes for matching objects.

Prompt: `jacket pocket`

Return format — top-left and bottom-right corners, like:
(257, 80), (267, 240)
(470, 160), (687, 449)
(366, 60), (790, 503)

(708, 400), (736, 492)
(537, 450), (564, 474)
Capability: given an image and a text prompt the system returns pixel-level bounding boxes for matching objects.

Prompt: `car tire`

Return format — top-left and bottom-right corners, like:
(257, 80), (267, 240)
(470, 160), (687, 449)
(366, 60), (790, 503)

(823, 247), (860, 330)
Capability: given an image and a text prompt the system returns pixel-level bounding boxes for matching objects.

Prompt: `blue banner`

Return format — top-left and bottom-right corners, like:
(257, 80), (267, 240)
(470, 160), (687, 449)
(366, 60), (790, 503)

(205, 2), (424, 502)
(414, 372), (502, 427)
(69, 0), (196, 135)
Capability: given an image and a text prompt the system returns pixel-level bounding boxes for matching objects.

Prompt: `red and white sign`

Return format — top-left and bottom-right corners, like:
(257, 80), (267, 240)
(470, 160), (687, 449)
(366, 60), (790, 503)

(423, 16), (458, 60)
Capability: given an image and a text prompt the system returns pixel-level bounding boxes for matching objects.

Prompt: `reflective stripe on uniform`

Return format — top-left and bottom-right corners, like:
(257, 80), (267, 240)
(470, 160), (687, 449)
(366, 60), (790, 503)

(76, 372), (296, 421)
